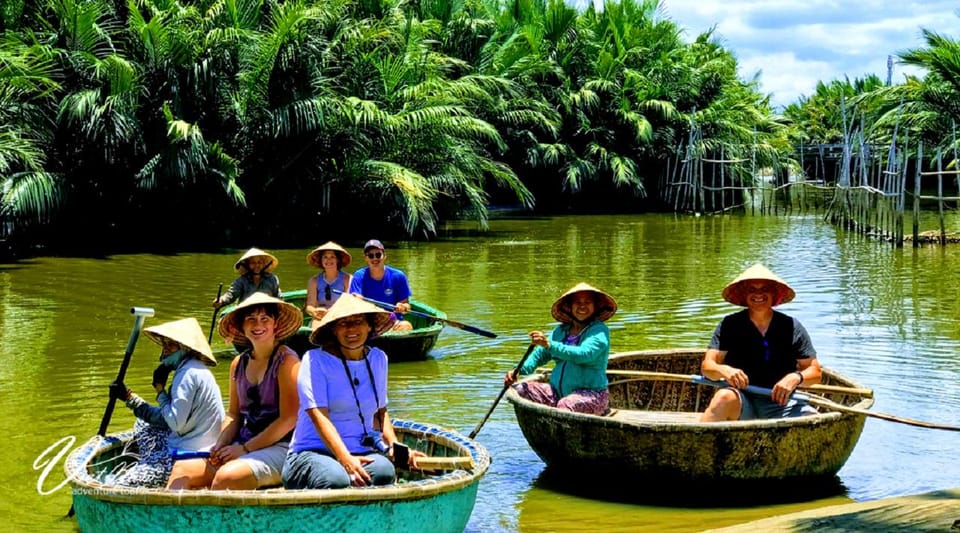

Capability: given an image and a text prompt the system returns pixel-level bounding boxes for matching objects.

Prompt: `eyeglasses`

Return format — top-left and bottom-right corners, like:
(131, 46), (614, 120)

(365, 252), (383, 259)
(324, 284), (332, 301)
(762, 338), (771, 361)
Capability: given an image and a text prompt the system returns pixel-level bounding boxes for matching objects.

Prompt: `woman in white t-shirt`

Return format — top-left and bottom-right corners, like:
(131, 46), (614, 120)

(282, 294), (423, 489)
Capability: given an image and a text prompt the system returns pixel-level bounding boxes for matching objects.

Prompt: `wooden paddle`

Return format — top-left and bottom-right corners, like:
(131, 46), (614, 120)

(469, 344), (537, 439)
(392, 443), (474, 471)
(67, 306), (155, 518)
(208, 282), (223, 343)
(98, 306), (156, 436)
(607, 370), (960, 432)
(605, 369), (874, 397)
(331, 289), (497, 339)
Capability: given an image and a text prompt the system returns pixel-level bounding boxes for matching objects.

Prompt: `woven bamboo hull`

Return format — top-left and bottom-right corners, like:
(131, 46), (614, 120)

(221, 290), (445, 360)
(66, 420), (489, 533)
(507, 348), (871, 485)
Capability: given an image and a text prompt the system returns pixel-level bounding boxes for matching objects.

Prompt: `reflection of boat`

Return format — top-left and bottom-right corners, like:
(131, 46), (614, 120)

(66, 419), (490, 533)
(219, 289), (446, 361)
(507, 348), (872, 489)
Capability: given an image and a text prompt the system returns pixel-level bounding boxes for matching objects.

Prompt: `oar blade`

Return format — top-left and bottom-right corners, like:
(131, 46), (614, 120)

(458, 323), (497, 338)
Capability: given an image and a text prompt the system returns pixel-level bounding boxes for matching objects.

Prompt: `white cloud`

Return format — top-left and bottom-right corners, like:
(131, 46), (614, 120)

(659, 0), (960, 107)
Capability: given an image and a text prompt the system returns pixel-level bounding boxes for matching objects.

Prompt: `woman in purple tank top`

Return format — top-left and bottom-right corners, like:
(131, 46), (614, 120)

(166, 293), (302, 490)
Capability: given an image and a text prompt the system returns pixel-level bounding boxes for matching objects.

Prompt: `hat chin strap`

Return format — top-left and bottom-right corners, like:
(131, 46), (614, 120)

(338, 341), (367, 354)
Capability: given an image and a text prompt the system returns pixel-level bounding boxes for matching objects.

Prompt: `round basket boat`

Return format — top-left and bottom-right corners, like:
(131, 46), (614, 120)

(507, 348), (872, 489)
(66, 419), (490, 533)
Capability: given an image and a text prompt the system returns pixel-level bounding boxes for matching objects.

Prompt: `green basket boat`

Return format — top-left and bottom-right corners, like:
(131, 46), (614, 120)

(507, 348), (872, 490)
(217, 289), (446, 361)
(66, 419), (490, 533)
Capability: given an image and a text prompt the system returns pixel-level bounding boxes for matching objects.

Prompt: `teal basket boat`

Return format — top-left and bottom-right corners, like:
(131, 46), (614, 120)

(66, 420), (490, 533)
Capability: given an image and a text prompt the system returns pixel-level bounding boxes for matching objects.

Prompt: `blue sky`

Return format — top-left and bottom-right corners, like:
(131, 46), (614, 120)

(578, 1), (960, 108)
(658, 1), (960, 108)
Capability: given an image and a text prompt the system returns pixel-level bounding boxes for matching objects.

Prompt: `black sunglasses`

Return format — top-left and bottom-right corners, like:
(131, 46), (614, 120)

(365, 252), (383, 259)
(324, 284), (332, 301)
(247, 385), (261, 415)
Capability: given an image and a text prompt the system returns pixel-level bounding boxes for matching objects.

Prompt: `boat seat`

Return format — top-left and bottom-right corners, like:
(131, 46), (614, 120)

(608, 409), (701, 424)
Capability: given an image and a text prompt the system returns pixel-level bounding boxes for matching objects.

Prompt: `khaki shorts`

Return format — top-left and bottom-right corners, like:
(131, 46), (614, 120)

(235, 441), (289, 487)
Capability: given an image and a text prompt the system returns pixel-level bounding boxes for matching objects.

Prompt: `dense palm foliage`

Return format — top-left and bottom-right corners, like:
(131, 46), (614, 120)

(0, 0), (805, 253)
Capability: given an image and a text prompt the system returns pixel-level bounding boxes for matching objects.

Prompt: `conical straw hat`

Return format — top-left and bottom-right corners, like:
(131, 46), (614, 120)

(307, 241), (352, 269)
(234, 247), (279, 274)
(309, 293), (396, 346)
(144, 317), (217, 366)
(721, 263), (795, 307)
(218, 292), (303, 348)
(551, 282), (618, 323)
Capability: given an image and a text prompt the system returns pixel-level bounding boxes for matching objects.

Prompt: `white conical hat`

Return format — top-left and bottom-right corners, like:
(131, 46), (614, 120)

(551, 282), (618, 323)
(218, 293), (303, 348)
(144, 317), (217, 366)
(234, 247), (279, 274)
(722, 263), (795, 307)
(309, 293), (396, 346)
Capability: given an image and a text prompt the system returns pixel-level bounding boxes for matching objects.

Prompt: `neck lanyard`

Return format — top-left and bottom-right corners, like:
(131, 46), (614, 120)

(338, 351), (382, 434)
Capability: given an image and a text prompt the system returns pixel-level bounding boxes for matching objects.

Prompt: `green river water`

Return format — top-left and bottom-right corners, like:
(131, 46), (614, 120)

(3, 212), (960, 532)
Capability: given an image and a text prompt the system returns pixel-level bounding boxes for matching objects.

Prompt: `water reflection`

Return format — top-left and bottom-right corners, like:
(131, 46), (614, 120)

(3, 213), (960, 532)
(530, 467), (848, 508)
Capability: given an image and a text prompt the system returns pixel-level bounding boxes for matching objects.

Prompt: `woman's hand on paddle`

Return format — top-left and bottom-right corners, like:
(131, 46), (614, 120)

(529, 330), (550, 349)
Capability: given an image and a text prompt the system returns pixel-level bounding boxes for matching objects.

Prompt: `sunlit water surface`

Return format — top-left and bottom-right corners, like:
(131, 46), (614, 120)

(3, 213), (959, 531)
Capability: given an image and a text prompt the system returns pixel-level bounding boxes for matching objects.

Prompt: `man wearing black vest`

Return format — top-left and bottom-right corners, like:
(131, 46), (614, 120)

(700, 263), (822, 422)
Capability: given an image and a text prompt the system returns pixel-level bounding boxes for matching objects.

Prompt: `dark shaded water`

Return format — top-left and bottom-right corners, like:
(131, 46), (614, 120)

(4, 212), (960, 531)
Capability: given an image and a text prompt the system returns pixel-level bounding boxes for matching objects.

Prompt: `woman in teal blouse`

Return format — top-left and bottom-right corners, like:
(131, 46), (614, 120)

(504, 282), (617, 415)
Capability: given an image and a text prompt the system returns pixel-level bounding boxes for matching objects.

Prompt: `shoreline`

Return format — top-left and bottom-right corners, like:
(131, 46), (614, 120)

(706, 487), (960, 532)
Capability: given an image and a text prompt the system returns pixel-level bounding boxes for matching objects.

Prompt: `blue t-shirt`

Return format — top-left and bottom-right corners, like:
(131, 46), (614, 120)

(289, 347), (389, 454)
(349, 266), (411, 305)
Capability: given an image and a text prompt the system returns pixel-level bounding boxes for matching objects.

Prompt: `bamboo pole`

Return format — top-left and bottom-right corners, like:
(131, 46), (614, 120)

(938, 150), (946, 245)
(896, 133), (909, 248)
(913, 142), (922, 247)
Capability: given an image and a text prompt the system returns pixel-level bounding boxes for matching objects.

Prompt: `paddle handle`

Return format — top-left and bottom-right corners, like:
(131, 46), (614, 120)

(605, 369), (874, 398)
(413, 456), (474, 471)
(469, 344), (537, 439)
(97, 307), (155, 437)
(688, 374), (960, 432)
(208, 283), (223, 343)
(171, 449), (211, 460)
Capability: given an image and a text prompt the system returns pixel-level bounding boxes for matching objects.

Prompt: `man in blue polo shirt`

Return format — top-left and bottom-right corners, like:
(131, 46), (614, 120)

(348, 239), (413, 331)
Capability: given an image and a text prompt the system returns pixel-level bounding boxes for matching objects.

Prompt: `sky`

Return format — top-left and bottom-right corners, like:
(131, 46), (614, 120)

(586, 1), (960, 109)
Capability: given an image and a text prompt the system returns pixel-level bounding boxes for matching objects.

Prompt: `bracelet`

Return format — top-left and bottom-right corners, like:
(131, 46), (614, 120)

(794, 371), (804, 385)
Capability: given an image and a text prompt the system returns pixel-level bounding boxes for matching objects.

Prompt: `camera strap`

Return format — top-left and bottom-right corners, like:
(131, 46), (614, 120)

(337, 350), (383, 441)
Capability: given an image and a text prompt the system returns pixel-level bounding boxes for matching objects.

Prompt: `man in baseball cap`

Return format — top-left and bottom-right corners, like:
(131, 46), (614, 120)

(349, 239), (413, 330)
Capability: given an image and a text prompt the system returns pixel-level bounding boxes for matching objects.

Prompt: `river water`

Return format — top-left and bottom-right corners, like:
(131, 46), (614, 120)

(4, 212), (960, 531)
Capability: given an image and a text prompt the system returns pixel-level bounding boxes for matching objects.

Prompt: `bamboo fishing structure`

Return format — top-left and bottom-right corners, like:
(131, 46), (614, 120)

(659, 113), (960, 247)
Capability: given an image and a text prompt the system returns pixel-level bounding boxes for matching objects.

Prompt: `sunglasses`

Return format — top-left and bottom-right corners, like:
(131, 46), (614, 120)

(246, 385), (261, 416)
(324, 284), (332, 301)
(365, 252), (383, 259)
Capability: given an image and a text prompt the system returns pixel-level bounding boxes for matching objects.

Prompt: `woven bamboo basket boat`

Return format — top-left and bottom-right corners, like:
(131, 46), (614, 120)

(506, 348), (872, 487)
(65, 420), (489, 533)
